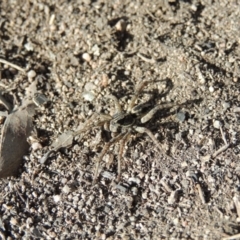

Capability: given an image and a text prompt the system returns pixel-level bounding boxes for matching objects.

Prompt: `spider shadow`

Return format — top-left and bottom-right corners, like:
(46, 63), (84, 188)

(109, 78), (174, 106)
(132, 78), (174, 109)
(108, 17), (134, 52)
(131, 90), (202, 152)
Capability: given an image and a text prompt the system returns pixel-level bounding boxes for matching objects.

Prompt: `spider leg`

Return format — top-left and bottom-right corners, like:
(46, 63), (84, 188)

(117, 131), (131, 182)
(93, 132), (126, 183)
(127, 80), (149, 112)
(134, 126), (172, 159)
(73, 113), (112, 137)
(106, 95), (122, 114)
(140, 102), (177, 123)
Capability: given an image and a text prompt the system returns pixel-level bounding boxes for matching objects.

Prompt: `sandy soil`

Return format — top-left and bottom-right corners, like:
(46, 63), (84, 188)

(0, 0), (240, 239)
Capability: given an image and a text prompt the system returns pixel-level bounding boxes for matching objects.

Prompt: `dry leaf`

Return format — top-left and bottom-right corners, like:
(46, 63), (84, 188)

(0, 106), (34, 177)
(51, 131), (74, 149)
(39, 131), (73, 164)
(0, 81), (38, 178)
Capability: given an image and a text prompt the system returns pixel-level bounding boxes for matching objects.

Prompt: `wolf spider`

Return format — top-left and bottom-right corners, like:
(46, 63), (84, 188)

(75, 80), (180, 182)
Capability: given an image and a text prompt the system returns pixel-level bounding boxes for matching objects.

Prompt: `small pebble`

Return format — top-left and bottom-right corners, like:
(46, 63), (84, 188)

(142, 191), (148, 199)
(28, 70), (36, 79)
(24, 42), (34, 51)
(209, 86), (214, 93)
(222, 101), (230, 110)
(62, 185), (71, 194)
(92, 44), (100, 56)
(33, 93), (48, 107)
(10, 217), (18, 225)
(101, 171), (115, 179)
(213, 120), (222, 129)
(82, 91), (95, 102)
(128, 177), (141, 185)
(115, 184), (128, 193)
(115, 19), (127, 32)
(176, 111), (186, 122)
(82, 53), (91, 62)
(31, 142), (42, 151)
(233, 106), (240, 113)
(53, 195), (61, 203)
(84, 82), (97, 92)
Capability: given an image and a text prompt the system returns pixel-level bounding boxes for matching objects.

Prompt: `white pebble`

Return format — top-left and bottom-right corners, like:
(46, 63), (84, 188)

(128, 177), (141, 185)
(84, 82), (97, 92)
(27, 70), (36, 79)
(24, 42), (34, 51)
(62, 185), (71, 194)
(115, 19), (126, 31)
(92, 44), (100, 56)
(209, 86), (214, 93)
(10, 217), (18, 225)
(53, 195), (61, 203)
(82, 53), (91, 62)
(142, 191), (148, 199)
(31, 142), (42, 151)
(213, 120), (222, 129)
(172, 217), (179, 226)
(82, 91), (95, 102)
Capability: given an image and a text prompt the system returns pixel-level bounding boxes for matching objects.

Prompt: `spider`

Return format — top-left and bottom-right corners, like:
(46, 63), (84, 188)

(75, 80), (180, 182)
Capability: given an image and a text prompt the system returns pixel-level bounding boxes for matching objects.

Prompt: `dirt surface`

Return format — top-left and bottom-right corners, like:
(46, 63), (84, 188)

(0, 0), (240, 239)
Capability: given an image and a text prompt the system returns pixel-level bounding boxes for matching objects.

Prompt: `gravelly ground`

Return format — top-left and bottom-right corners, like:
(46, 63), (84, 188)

(0, 0), (240, 239)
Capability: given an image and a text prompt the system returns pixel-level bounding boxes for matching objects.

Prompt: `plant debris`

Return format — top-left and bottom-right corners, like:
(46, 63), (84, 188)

(39, 131), (73, 164)
(0, 81), (47, 177)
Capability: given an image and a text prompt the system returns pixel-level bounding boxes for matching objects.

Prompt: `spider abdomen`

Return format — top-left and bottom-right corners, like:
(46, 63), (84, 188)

(110, 112), (136, 132)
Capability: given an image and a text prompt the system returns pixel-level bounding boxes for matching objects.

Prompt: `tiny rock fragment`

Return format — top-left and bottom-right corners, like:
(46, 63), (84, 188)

(84, 82), (97, 92)
(115, 19), (127, 32)
(31, 142), (42, 151)
(27, 70), (36, 80)
(168, 190), (180, 204)
(32, 93), (48, 107)
(172, 218), (179, 226)
(10, 217), (18, 226)
(142, 190), (148, 199)
(82, 91), (95, 102)
(200, 154), (211, 162)
(53, 195), (61, 203)
(62, 185), (71, 194)
(233, 106), (240, 113)
(92, 44), (100, 56)
(101, 171), (115, 180)
(209, 86), (214, 93)
(82, 53), (91, 62)
(197, 70), (206, 84)
(176, 111), (186, 122)
(222, 101), (230, 110)
(24, 42), (34, 51)
(101, 73), (109, 87)
(213, 120), (222, 129)
(128, 177), (141, 185)
(115, 184), (128, 193)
